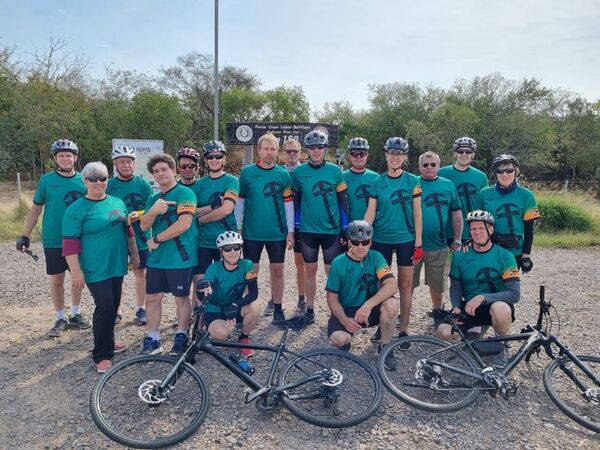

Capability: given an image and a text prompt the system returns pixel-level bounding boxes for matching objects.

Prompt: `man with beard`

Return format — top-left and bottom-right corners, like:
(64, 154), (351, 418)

(17, 139), (89, 337)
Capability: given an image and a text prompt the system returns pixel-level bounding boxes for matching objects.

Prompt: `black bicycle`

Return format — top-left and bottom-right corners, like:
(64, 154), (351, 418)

(90, 305), (383, 448)
(377, 286), (600, 434)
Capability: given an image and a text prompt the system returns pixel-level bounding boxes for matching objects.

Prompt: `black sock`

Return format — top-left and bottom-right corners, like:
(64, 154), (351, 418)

(306, 307), (314, 315)
(239, 333), (250, 341)
(298, 294), (305, 301)
(274, 303), (283, 313)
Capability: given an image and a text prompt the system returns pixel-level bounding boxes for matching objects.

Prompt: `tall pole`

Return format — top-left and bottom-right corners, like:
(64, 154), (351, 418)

(213, 0), (219, 140)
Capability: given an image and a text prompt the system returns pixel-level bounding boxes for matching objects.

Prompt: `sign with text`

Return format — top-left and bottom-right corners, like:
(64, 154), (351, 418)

(226, 122), (339, 147)
(112, 139), (164, 191)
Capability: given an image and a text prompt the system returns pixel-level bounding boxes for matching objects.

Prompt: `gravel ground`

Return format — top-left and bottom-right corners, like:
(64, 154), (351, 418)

(0, 242), (599, 449)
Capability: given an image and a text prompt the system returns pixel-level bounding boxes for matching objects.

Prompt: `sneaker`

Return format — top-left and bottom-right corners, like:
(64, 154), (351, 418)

(397, 331), (411, 350)
(239, 337), (255, 358)
(297, 296), (307, 313)
(370, 327), (381, 343)
(303, 310), (315, 326)
(96, 359), (112, 374)
(272, 308), (286, 325)
(264, 300), (274, 316)
(135, 308), (147, 326)
(68, 313), (91, 330)
(379, 345), (397, 371)
(140, 337), (162, 355)
(115, 313), (123, 324)
(170, 333), (189, 355)
(114, 341), (127, 353)
(47, 319), (68, 337)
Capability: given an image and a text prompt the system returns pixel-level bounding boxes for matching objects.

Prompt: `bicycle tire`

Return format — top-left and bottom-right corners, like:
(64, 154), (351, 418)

(377, 336), (481, 413)
(543, 354), (600, 434)
(90, 354), (210, 448)
(278, 348), (382, 428)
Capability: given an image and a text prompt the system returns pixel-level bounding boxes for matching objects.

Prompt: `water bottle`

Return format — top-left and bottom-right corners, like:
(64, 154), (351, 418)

(229, 352), (255, 375)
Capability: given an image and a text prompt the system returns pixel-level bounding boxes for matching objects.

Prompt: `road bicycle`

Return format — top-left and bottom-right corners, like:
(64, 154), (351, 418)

(377, 286), (599, 434)
(90, 304), (383, 448)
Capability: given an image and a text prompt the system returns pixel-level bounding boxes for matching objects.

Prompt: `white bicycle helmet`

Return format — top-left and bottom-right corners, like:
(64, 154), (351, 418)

(112, 145), (136, 160)
(216, 231), (243, 248)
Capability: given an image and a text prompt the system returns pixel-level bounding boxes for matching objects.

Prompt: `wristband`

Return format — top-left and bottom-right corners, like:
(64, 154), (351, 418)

(153, 236), (162, 244)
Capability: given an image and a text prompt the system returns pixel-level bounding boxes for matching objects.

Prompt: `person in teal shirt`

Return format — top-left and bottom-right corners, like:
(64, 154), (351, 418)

(139, 154), (198, 356)
(438, 137), (488, 243)
(197, 231), (260, 359)
(343, 137), (379, 223)
(480, 154), (541, 272)
(107, 145), (153, 325)
(62, 162), (139, 373)
(16, 139), (89, 337)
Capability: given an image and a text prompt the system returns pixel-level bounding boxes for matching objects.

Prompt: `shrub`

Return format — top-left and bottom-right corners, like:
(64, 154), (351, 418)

(536, 194), (595, 233)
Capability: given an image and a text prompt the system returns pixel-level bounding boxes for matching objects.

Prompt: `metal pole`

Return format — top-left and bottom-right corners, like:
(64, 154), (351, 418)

(213, 0), (219, 140)
(17, 172), (21, 200)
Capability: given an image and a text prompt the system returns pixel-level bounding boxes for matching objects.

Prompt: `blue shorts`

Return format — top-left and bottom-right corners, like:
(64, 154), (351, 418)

(146, 267), (193, 297)
(371, 241), (415, 267)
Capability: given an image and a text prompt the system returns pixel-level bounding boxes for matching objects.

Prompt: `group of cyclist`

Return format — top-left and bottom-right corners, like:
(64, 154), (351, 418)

(16, 130), (540, 373)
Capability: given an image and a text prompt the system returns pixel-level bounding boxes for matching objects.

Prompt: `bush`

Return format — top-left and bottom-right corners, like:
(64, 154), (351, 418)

(536, 193), (595, 233)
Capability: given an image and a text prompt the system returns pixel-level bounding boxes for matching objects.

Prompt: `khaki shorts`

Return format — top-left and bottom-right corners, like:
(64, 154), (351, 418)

(412, 248), (450, 293)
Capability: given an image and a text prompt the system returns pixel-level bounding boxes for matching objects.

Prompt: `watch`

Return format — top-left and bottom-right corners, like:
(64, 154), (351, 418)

(153, 236), (161, 244)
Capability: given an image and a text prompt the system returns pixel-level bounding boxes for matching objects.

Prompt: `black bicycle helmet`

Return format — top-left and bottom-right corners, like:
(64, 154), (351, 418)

(348, 137), (369, 152)
(466, 210), (495, 225)
(51, 139), (79, 155)
(203, 140), (226, 156)
(347, 220), (373, 241)
(452, 136), (477, 152)
(304, 130), (328, 147)
(491, 154), (519, 171)
(384, 137), (409, 153)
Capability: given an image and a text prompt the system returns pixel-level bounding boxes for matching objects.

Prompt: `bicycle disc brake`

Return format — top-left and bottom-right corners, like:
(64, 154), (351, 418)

(138, 380), (173, 404)
(319, 369), (343, 387)
(415, 359), (442, 388)
(585, 388), (600, 405)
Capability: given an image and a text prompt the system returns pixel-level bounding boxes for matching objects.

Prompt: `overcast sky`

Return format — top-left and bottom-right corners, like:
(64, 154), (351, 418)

(2, 0), (599, 111)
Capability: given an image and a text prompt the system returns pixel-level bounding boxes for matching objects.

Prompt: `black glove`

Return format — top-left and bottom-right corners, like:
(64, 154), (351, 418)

(210, 195), (223, 210)
(519, 256), (533, 273)
(223, 303), (239, 321)
(16, 235), (30, 251)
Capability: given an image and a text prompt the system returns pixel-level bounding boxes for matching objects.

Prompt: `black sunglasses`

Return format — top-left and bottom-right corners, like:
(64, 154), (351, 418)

(307, 145), (326, 150)
(349, 151), (368, 158)
(422, 162), (438, 168)
(455, 149), (474, 155)
(87, 176), (108, 183)
(350, 239), (371, 247)
(285, 149), (299, 154)
(496, 168), (516, 174)
(222, 244), (242, 252)
(205, 154), (225, 160)
(180, 163), (197, 169)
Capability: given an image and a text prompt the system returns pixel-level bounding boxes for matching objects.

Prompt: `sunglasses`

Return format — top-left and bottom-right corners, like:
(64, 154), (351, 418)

(307, 145), (326, 150)
(495, 168), (516, 175)
(205, 154), (225, 160)
(87, 176), (108, 183)
(180, 163), (197, 170)
(350, 239), (371, 247)
(285, 149), (299, 154)
(349, 151), (368, 158)
(386, 151), (408, 156)
(421, 162), (438, 168)
(221, 244), (242, 252)
(455, 149), (474, 155)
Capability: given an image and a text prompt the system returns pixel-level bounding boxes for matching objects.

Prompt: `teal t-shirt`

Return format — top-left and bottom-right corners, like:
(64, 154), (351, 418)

(480, 184), (541, 256)
(450, 245), (520, 302)
(369, 171), (422, 244)
(145, 184), (198, 269)
(343, 168), (379, 221)
(292, 162), (347, 235)
(203, 258), (257, 312)
(239, 164), (293, 241)
(62, 195), (129, 283)
(326, 250), (394, 308)
(196, 173), (239, 249)
(438, 165), (488, 241)
(106, 176), (153, 251)
(33, 171), (86, 248)
(419, 176), (461, 250)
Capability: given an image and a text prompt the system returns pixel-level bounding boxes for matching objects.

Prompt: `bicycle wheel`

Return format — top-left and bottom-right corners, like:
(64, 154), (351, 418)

(543, 354), (600, 434)
(377, 336), (481, 413)
(278, 348), (382, 428)
(90, 355), (210, 448)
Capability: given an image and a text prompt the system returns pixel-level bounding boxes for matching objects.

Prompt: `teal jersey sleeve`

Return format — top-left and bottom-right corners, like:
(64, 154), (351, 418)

(325, 257), (343, 293)
(32, 175), (46, 205)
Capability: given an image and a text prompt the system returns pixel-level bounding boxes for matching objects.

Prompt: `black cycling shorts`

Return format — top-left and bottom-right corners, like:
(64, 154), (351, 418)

(243, 239), (286, 264)
(371, 241), (415, 267)
(204, 308), (243, 326)
(136, 249), (149, 270)
(293, 228), (302, 254)
(44, 247), (69, 275)
(195, 247), (221, 275)
(327, 304), (382, 336)
(458, 302), (515, 331)
(146, 267), (193, 297)
(299, 232), (340, 265)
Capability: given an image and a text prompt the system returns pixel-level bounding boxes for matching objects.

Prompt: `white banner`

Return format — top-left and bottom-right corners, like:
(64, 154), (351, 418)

(112, 139), (164, 192)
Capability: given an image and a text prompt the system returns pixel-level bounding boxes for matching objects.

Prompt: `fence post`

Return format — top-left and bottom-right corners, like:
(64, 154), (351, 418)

(563, 179), (569, 192)
(17, 172), (21, 200)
